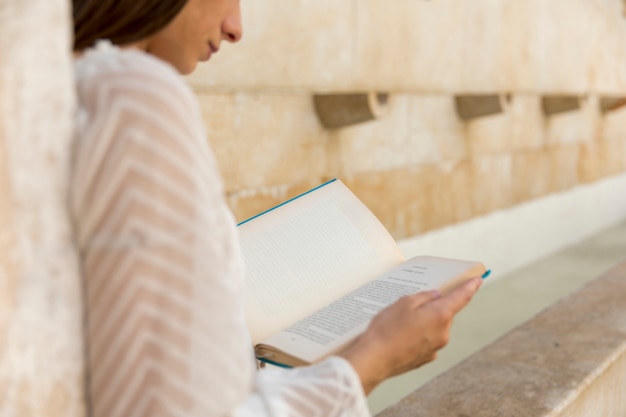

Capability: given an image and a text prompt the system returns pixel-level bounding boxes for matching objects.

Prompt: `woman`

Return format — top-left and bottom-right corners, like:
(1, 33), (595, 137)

(71, 0), (482, 416)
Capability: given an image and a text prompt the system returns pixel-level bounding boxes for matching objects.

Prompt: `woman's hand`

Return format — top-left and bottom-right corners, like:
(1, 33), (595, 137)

(338, 277), (483, 394)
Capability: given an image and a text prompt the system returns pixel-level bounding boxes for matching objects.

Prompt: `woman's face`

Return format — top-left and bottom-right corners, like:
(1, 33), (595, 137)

(145, 0), (242, 74)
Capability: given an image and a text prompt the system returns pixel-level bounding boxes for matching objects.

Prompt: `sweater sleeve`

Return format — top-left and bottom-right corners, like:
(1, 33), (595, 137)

(71, 44), (370, 417)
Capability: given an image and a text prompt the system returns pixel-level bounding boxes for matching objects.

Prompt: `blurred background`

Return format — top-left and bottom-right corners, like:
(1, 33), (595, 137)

(189, 0), (626, 274)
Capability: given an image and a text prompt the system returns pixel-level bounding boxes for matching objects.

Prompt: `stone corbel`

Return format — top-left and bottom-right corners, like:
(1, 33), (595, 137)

(599, 96), (626, 114)
(313, 92), (389, 129)
(541, 95), (582, 116)
(454, 94), (509, 121)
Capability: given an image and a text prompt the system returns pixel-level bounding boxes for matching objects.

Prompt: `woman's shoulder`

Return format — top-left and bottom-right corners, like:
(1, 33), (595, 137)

(74, 40), (196, 110)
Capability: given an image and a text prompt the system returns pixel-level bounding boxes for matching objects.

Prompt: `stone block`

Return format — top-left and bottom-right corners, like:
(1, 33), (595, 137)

(187, 0), (353, 90)
(185, 0), (626, 93)
(578, 142), (605, 183)
(577, 139), (625, 183)
(548, 145), (580, 193)
(511, 150), (552, 204)
(471, 155), (513, 215)
(343, 163), (476, 239)
(601, 104), (626, 142)
(334, 95), (442, 176)
(197, 92), (328, 191)
(509, 95), (545, 151)
(376, 260), (626, 417)
(355, 0), (506, 92)
(466, 112), (511, 156)
(411, 96), (468, 163)
(343, 169), (429, 239)
(432, 95), (545, 158)
(420, 162), (476, 232)
(604, 139), (626, 176)
(545, 97), (601, 146)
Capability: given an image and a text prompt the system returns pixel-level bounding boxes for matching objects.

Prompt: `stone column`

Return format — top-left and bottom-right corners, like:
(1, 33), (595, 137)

(0, 0), (85, 416)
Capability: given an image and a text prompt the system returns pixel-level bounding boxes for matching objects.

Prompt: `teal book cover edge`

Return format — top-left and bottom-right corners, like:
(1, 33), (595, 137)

(237, 178), (338, 227)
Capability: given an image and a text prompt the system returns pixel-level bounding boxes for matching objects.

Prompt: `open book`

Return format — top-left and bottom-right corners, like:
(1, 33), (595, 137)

(238, 179), (488, 367)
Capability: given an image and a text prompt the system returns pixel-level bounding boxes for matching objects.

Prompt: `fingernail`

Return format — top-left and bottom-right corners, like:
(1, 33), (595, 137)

(431, 290), (442, 299)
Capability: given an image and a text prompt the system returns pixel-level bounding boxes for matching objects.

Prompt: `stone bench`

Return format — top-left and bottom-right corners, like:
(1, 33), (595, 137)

(377, 259), (626, 417)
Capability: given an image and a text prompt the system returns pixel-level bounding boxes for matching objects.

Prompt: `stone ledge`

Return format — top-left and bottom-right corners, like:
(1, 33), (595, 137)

(376, 259), (626, 417)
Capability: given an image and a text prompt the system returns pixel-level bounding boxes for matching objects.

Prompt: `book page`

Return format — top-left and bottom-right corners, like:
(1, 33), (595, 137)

(239, 180), (404, 344)
(259, 256), (485, 364)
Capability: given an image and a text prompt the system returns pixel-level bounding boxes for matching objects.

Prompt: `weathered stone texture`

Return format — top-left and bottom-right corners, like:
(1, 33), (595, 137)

(578, 139), (626, 184)
(376, 260), (626, 417)
(194, 1), (626, 239)
(342, 163), (477, 240)
(545, 97), (601, 146)
(343, 169), (429, 239)
(189, 0), (626, 93)
(548, 145), (581, 193)
(188, 0), (354, 91)
(0, 0), (85, 416)
(512, 150), (553, 203)
(471, 155), (513, 215)
(412, 96), (469, 163)
(198, 93), (328, 191)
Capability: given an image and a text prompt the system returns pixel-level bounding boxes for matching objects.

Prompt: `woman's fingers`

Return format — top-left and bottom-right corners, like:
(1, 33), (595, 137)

(432, 277), (482, 316)
(339, 277), (483, 394)
(401, 289), (441, 309)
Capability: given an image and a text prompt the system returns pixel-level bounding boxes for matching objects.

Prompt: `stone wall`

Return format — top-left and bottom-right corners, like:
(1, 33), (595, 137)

(189, 0), (626, 239)
(0, 0), (85, 416)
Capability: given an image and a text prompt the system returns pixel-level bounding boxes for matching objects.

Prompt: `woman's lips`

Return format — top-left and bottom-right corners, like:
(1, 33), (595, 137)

(202, 42), (219, 62)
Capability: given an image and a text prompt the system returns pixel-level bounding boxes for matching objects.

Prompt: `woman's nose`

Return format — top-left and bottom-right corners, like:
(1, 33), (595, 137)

(222, 3), (243, 43)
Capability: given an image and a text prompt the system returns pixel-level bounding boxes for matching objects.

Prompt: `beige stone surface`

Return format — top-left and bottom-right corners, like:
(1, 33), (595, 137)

(342, 164), (476, 239)
(187, 0), (354, 90)
(604, 139), (626, 176)
(508, 96), (546, 151)
(548, 145), (580, 193)
(376, 260), (626, 417)
(471, 155), (513, 215)
(559, 347), (626, 417)
(343, 170), (429, 239)
(602, 104), (626, 142)
(198, 92), (328, 191)
(410, 96), (468, 163)
(355, 0), (506, 92)
(466, 113), (512, 156)
(188, 0), (626, 238)
(466, 95), (546, 156)
(511, 150), (552, 204)
(0, 0), (85, 416)
(579, 142), (605, 183)
(189, 0), (626, 93)
(577, 139), (626, 183)
(545, 97), (601, 146)
(420, 163), (475, 231)
(334, 95), (447, 175)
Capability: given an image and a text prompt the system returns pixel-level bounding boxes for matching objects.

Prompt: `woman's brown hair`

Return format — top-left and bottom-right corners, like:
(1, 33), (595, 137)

(73, 0), (189, 51)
